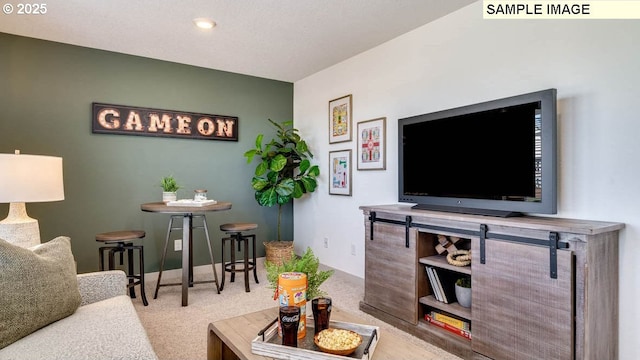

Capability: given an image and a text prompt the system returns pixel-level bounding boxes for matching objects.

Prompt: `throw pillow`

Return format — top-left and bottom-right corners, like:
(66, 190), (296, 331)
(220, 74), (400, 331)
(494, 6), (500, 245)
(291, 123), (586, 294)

(0, 236), (82, 349)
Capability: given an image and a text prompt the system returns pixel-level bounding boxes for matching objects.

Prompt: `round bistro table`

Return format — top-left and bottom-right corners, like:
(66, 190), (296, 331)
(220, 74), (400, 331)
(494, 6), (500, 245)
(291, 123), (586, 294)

(141, 201), (232, 306)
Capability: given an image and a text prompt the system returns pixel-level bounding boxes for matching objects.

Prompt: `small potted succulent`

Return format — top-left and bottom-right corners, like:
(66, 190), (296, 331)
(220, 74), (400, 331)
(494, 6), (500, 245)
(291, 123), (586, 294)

(160, 175), (181, 203)
(454, 276), (471, 308)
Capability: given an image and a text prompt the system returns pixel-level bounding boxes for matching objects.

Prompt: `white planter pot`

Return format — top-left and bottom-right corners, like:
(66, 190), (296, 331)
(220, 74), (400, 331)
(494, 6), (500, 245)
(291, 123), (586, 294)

(162, 191), (177, 203)
(455, 284), (471, 308)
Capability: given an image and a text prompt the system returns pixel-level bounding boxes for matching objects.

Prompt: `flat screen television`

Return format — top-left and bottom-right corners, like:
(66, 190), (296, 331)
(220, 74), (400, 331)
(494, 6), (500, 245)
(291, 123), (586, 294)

(398, 88), (557, 217)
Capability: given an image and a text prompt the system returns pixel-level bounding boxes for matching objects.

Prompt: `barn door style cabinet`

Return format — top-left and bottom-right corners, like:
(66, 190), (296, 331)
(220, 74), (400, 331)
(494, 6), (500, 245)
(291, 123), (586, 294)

(359, 204), (623, 360)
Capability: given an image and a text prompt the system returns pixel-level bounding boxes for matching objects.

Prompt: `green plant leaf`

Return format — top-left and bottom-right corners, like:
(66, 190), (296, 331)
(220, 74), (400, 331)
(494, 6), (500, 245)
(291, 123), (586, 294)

(243, 149), (257, 163)
(299, 159), (310, 173)
(270, 154), (287, 172)
(257, 188), (278, 207)
(251, 177), (269, 191)
(276, 178), (295, 196)
(300, 177), (317, 193)
(255, 161), (268, 176)
(255, 133), (263, 149)
(308, 165), (320, 177)
(292, 181), (304, 198)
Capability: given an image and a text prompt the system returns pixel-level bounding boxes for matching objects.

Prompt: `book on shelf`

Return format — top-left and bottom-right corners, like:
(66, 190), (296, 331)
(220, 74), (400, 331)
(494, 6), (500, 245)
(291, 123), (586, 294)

(430, 310), (470, 331)
(426, 266), (458, 304)
(425, 266), (442, 301)
(425, 314), (472, 340)
(431, 267), (449, 303)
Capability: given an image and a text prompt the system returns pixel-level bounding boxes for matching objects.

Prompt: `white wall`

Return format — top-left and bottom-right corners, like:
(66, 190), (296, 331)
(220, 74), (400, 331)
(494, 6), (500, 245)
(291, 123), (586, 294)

(293, 3), (640, 359)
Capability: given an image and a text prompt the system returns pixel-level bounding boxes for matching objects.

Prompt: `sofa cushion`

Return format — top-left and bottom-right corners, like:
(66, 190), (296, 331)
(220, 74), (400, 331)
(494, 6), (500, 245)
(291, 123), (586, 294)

(0, 295), (158, 360)
(0, 236), (81, 349)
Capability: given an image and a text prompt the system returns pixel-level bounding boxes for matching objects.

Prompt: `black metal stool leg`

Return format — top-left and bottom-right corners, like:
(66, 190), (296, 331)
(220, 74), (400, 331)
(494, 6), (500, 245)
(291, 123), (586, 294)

(127, 245), (136, 299)
(252, 235), (259, 284)
(220, 236), (227, 291)
(98, 247), (106, 271)
(137, 244), (149, 306)
(230, 236), (236, 283)
(243, 236), (250, 292)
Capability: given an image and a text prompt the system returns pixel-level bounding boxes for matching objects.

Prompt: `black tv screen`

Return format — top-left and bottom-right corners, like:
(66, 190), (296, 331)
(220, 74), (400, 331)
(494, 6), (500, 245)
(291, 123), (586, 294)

(398, 89), (557, 217)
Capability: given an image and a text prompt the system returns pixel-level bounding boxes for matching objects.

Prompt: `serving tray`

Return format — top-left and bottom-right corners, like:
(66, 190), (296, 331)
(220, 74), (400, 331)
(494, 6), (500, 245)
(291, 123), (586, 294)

(251, 317), (380, 360)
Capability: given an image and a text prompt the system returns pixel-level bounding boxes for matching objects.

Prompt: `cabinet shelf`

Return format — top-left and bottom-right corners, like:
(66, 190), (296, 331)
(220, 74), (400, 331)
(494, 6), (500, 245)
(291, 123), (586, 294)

(419, 295), (471, 320)
(419, 255), (471, 275)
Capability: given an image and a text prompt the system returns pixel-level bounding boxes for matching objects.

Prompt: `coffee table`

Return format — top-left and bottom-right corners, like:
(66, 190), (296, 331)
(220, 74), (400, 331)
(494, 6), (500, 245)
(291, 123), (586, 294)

(207, 307), (445, 360)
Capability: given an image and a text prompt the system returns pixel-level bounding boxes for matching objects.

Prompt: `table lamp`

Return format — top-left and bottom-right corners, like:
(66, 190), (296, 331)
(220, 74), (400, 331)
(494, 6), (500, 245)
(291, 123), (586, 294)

(0, 150), (65, 248)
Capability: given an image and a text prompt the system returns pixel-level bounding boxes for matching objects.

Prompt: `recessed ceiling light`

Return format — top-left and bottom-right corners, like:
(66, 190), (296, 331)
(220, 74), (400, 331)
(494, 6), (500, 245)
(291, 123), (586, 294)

(194, 18), (215, 29)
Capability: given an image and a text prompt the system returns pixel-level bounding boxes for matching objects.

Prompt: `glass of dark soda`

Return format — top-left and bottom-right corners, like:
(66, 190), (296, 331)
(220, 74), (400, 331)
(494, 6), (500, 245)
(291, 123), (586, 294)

(279, 305), (300, 347)
(312, 297), (332, 334)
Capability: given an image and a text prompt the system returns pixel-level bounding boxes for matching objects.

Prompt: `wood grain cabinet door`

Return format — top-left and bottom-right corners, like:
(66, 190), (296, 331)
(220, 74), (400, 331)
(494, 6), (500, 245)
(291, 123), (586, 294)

(364, 221), (418, 324)
(471, 238), (574, 360)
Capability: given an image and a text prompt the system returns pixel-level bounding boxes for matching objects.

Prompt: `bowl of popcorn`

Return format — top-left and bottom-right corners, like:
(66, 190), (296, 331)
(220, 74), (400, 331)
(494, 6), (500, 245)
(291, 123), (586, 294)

(314, 328), (363, 356)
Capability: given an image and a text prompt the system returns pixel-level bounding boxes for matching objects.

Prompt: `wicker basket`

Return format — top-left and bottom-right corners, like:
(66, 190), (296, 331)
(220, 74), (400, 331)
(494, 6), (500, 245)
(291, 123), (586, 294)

(264, 241), (294, 266)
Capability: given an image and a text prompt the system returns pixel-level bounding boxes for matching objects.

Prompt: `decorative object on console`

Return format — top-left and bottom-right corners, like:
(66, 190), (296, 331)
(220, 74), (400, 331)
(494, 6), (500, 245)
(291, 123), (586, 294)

(243, 119), (320, 265)
(357, 117), (386, 170)
(0, 150), (64, 248)
(328, 149), (352, 196)
(454, 277), (472, 308)
(435, 234), (461, 255)
(160, 175), (180, 203)
(446, 250), (471, 267)
(328, 94), (352, 144)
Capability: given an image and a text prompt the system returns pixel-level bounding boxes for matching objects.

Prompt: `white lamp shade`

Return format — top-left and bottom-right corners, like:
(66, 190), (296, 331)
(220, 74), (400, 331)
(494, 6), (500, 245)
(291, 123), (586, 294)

(0, 153), (65, 203)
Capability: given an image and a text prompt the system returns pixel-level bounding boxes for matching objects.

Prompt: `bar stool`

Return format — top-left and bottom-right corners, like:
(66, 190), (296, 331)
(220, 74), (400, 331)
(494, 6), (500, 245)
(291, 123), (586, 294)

(96, 230), (148, 306)
(220, 222), (259, 292)
(154, 214), (220, 299)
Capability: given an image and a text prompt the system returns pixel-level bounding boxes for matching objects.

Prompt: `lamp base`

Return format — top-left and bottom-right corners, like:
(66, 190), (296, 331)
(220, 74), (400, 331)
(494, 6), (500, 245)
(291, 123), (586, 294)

(0, 202), (41, 248)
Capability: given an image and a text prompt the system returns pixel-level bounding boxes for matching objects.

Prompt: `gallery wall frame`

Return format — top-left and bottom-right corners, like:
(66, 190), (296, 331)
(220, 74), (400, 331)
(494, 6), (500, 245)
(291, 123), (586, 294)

(357, 117), (386, 170)
(328, 149), (352, 196)
(328, 94), (352, 144)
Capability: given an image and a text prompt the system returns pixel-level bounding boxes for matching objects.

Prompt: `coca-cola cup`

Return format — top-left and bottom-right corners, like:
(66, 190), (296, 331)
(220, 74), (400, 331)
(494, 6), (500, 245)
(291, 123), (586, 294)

(312, 297), (332, 334)
(279, 305), (300, 347)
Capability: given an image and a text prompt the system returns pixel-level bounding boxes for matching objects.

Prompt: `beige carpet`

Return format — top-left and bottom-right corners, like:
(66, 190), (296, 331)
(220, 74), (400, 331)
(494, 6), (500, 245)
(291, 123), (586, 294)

(132, 258), (462, 360)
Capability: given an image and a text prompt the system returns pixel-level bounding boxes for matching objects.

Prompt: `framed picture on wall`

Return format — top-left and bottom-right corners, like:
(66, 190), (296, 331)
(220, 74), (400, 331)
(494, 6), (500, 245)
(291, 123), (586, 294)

(328, 94), (352, 143)
(329, 149), (352, 196)
(357, 117), (386, 170)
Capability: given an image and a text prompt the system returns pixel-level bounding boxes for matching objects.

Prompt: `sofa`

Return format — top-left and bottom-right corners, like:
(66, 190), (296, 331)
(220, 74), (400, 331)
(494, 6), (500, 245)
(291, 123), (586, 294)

(0, 237), (158, 360)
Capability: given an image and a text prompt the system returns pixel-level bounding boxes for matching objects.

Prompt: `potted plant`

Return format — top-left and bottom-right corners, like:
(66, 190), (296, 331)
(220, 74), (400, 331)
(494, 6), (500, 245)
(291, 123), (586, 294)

(160, 175), (181, 203)
(244, 119), (320, 264)
(266, 247), (334, 301)
(454, 276), (471, 308)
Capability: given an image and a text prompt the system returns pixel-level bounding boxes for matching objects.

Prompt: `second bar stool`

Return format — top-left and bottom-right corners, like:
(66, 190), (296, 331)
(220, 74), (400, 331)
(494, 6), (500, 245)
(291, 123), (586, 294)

(96, 230), (149, 306)
(220, 222), (259, 292)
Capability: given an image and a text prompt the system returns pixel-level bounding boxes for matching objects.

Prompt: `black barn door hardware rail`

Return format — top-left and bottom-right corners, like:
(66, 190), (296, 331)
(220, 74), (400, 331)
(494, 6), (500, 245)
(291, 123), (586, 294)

(368, 212), (568, 278)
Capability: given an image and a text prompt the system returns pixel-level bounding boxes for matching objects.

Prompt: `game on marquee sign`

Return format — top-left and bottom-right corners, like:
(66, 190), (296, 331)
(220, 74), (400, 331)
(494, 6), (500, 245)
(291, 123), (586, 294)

(92, 103), (238, 141)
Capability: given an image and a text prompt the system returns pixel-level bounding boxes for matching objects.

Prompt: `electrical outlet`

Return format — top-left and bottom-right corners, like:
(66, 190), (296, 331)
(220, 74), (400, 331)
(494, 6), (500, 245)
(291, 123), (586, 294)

(351, 243), (356, 256)
(323, 237), (329, 248)
(174, 239), (182, 251)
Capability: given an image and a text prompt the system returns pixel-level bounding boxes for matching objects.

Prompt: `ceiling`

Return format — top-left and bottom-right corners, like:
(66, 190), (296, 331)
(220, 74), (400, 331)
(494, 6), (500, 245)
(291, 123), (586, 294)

(0, 0), (475, 82)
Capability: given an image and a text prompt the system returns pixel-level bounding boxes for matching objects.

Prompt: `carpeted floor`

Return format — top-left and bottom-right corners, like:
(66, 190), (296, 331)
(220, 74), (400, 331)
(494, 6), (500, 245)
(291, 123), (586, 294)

(132, 258), (462, 360)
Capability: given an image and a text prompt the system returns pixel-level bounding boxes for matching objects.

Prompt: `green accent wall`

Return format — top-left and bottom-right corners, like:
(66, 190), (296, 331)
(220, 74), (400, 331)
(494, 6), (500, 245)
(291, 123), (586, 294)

(0, 33), (294, 274)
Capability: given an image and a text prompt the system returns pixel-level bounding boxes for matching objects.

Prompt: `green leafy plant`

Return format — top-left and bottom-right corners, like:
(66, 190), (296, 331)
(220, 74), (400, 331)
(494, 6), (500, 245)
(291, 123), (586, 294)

(266, 247), (334, 300)
(160, 175), (181, 192)
(244, 119), (320, 241)
(455, 277), (471, 288)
